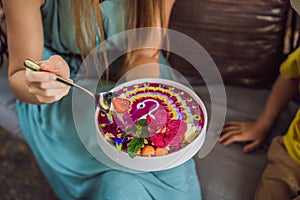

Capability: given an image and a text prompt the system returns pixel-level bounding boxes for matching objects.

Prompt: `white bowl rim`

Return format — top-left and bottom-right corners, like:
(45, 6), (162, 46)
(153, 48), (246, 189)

(94, 78), (208, 171)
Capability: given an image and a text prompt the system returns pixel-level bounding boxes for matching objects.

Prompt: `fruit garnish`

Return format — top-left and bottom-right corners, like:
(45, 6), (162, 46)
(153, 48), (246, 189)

(150, 120), (187, 148)
(155, 148), (168, 156)
(142, 145), (155, 157)
(98, 81), (205, 159)
(112, 98), (131, 113)
(184, 124), (199, 143)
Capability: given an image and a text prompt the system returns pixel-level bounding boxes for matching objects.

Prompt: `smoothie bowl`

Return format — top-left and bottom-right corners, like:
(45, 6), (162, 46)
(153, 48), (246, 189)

(95, 78), (207, 171)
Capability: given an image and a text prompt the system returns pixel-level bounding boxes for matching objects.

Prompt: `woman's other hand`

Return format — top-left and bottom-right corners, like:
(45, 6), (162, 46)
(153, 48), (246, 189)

(25, 55), (71, 104)
(218, 121), (271, 153)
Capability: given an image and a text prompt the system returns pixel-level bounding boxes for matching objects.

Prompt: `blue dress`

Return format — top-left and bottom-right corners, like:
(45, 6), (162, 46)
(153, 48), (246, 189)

(17, 0), (202, 199)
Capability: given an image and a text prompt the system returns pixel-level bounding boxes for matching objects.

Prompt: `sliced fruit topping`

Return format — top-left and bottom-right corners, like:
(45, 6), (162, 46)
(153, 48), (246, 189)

(112, 98), (131, 113)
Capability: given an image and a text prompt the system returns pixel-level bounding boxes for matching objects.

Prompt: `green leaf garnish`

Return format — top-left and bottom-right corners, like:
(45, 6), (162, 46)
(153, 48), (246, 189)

(140, 127), (150, 138)
(136, 119), (148, 127)
(135, 119), (148, 138)
(124, 128), (136, 136)
(127, 138), (144, 158)
(136, 126), (142, 137)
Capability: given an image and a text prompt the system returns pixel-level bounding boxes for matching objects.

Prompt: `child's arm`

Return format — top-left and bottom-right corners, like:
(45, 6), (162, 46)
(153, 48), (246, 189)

(257, 75), (299, 130)
(218, 74), (299, 152)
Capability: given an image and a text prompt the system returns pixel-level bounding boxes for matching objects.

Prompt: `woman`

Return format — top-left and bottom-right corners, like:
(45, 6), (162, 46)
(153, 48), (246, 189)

(3, 0), (202, 199)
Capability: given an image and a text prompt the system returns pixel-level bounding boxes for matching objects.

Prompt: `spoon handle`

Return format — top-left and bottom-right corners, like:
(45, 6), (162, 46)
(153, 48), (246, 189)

(24, 59), (95, 99)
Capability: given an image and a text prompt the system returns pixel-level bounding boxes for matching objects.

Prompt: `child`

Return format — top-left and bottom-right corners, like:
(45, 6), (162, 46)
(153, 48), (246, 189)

(219, 1), (300, 199)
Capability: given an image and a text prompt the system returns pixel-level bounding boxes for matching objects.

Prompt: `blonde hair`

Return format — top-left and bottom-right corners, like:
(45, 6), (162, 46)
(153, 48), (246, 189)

(72, 0), (167, 80)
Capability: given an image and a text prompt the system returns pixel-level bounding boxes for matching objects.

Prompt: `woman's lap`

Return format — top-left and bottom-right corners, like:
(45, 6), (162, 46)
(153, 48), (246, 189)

(40, 158), (201, 200)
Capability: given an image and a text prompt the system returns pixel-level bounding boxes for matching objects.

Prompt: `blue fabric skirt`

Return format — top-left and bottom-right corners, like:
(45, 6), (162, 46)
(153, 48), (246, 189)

(16, 47), (202, 200)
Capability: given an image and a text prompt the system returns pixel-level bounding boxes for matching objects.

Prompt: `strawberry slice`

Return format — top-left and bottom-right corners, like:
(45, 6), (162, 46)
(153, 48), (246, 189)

(112, 98), (131, 113)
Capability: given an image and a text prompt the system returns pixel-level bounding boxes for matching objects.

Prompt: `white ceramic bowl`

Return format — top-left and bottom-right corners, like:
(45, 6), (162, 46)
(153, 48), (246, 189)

(95, 78), (207, 172)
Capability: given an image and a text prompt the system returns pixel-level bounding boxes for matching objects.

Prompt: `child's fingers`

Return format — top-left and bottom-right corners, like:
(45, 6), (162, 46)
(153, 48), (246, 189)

(222, 134), (247, 146)
(218, 130), (241, 143)
(222, 125), (240, 133)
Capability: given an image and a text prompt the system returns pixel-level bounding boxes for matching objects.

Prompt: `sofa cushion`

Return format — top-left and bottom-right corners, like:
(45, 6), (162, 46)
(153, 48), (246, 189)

(169, 0), (290, 88)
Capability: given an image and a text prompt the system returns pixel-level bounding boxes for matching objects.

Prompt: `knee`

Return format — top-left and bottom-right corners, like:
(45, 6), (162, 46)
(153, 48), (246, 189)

(94, 171), (148, 200)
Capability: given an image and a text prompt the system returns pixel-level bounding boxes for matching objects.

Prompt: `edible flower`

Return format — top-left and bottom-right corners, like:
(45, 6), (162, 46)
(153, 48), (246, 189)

(111, 137), (128, 153)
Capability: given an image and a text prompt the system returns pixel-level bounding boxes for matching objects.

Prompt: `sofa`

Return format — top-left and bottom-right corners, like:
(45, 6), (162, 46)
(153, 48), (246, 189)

(169, 0), (299, 200)
(0, 0), (299, 199)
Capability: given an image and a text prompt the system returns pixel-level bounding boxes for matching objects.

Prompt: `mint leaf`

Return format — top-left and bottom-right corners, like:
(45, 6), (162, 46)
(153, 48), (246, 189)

(128, 152), (137, 159)
(124, 128), (136, 136)
(127, 138), (144, 158)
(134, 119), (148, 138)
(136, 126), (142, 137)
(136, 119), (148, 127)
(140, 127), (150, 138)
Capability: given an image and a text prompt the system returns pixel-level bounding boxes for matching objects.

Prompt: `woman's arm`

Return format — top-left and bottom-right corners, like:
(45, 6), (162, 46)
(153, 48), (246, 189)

(4, 0), (44, 103)
(3, 0), (70, 104)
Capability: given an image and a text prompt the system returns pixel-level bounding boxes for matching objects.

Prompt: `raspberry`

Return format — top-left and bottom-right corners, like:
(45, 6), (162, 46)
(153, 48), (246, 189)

(147, 109), (168, 132)
(150, 133), (167, 148)
(154, 109), (168, 126)
(150, 120), (187, 148)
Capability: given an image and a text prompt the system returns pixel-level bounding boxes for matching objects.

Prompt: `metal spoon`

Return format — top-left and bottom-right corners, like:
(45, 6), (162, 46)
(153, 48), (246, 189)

(24, 59), (117, 112)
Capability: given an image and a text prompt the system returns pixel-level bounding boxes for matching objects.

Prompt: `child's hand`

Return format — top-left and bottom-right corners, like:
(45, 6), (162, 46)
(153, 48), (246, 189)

(218, 121), (271, 153)
(25, 55), (71, 104)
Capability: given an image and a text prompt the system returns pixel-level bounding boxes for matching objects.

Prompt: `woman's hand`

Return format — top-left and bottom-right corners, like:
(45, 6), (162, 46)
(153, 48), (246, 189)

(218, 121), (271, 153)
(25, 55), (71, 104)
